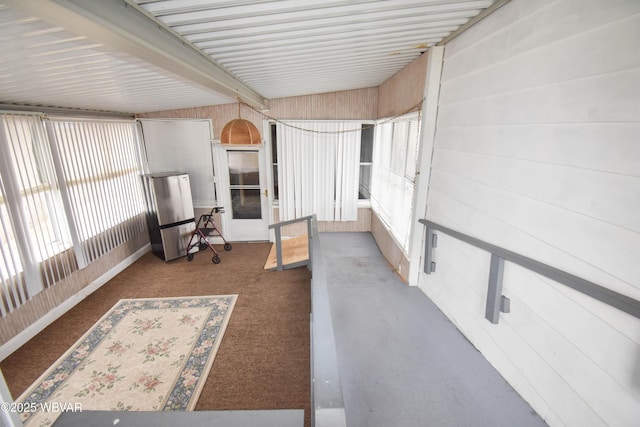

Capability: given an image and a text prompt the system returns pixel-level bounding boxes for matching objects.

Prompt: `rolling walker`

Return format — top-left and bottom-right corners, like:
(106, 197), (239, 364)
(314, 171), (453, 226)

(186, 207), (232, 264)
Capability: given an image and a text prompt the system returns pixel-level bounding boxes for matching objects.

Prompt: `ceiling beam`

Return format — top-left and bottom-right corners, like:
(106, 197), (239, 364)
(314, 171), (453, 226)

(3, 0), (267, 109)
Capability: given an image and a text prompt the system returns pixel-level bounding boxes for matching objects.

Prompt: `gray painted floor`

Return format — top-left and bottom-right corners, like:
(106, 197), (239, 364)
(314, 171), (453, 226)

(320, 232), (547, 427)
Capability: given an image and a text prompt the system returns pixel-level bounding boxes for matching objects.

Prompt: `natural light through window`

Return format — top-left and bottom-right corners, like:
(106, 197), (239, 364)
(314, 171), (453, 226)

(0, 114), (146, 315)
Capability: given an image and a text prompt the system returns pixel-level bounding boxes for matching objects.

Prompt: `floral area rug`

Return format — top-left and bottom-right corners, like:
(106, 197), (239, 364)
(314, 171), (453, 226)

(17, 295), (238, 426)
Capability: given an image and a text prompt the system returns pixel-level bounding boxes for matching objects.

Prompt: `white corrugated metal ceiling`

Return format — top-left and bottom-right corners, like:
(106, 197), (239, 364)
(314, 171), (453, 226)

(0, 4), (236, 113)
(134, 0), (494, 98)
(0, 0), (498, 114)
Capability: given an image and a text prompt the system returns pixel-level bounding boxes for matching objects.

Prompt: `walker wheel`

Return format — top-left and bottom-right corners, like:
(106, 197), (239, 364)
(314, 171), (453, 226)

(187, 253), (194, 261)
(224, 243), (232, 251)
(212, 255), (221, 264)
(199, 242), (208, 251)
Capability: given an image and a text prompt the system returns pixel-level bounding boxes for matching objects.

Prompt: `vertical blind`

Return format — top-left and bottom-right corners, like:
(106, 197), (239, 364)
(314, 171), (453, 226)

(371, 114), (421, 252)
(276, 121), (361, 222)
(0, 113), (145, 316)
(0, 114), (72, 307)
(47, 120), (146, 263)
(0, 174), (27, 316)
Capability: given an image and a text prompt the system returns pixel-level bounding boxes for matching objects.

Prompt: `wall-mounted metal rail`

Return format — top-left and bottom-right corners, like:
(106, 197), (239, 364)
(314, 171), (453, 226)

(419, 219), (640, 322)
(268, 215), (315, 271)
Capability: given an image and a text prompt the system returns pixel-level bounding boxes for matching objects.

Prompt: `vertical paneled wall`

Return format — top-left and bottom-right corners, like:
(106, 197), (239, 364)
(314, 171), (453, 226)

(377, 54), (427, 118)
(419, 1), (640, 426)
(136, 87), (379, 138)
(267, 88), (378, 120)
(137, 103), (263, 142)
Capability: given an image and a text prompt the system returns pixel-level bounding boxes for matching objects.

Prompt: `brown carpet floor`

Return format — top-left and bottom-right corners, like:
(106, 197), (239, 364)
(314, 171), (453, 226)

(1, 242), (311, 427)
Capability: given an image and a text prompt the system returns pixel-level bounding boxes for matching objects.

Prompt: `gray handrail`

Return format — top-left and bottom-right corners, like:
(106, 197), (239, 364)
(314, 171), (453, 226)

(268, 215), (315, 271)
(268, 214), (315, 229)
(419, 219), (640, 321)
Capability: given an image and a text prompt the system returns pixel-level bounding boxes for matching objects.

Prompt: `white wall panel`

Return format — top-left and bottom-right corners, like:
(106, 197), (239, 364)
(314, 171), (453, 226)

(438, 69), (640, 126)
(440, 13), (640, 105)
(505, 265), (640, 386)
(139, 119), (216, 208)
(433, 149), (640, 231)
(435, 123), (640, 176)
(421, 235), (608, 427)
(419, 0), (640, 425)
(428, 174), (640, 297)
(442, 0), (640, 80)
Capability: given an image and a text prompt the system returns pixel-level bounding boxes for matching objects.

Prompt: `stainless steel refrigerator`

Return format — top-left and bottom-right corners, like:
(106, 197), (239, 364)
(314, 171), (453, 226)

(142, 172), (195, 261)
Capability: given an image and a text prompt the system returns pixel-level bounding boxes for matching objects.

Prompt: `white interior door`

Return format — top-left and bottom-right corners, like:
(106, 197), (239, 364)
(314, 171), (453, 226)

(217, 145), (270, 241)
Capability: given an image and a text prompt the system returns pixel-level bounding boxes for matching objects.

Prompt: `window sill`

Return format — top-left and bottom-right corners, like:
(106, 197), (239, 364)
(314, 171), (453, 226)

(271, 200), (370, 209)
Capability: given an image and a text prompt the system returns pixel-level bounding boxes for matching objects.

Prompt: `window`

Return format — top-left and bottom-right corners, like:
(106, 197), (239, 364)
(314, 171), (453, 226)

(271, 121), (362, 221)
(390, 118), (420, 181)
(0, 115), (73, 298)
(359, 124), (374, 200)
(0, 113), (146, 315)
(47, 120), (146, 263)
(404, 119), (420, 180)
(270, 123), (279, 201)
(0, 175), (29, 314)
(370, 113), (421, 252)
(390, 121), (408, 176)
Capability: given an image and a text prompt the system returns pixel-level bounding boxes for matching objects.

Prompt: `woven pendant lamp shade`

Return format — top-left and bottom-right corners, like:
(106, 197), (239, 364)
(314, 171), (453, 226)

(221, 118), (261, 145)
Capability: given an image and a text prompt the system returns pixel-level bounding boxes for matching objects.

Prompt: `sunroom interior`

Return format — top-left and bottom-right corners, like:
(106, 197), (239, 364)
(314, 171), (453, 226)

(0, 1), (639, 427)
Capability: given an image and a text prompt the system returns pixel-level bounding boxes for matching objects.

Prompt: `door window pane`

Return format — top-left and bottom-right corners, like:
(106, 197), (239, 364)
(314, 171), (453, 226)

(230, 189), (262, 219)
(228, 151), (259, 186)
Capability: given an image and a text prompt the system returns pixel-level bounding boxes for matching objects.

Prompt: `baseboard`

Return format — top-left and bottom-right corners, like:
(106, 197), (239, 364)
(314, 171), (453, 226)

(0, 244), (150, 361)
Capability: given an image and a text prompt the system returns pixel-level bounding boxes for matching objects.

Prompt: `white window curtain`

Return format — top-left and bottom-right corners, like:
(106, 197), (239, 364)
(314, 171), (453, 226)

(0, 174), (28, 315)
(0, 114), (146, 316)
(370, 114), (421, 252)
(46, 119), (146, 263)
(0, 114), (73, 305)
(276, 121), (361, 222)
